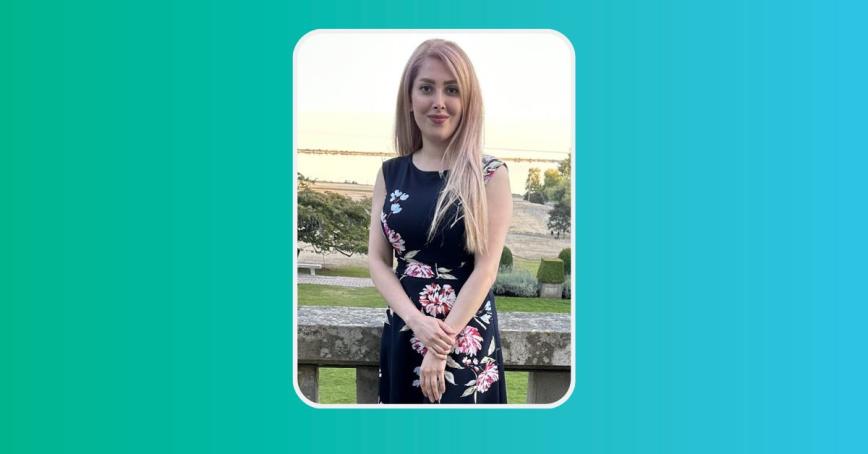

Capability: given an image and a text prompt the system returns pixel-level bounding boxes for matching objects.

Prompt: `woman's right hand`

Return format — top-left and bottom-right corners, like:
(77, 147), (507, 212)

(408, 314), (457, 360)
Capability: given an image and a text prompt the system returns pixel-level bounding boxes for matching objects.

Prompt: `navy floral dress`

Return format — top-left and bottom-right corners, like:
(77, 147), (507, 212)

(377, 153), (509, 404)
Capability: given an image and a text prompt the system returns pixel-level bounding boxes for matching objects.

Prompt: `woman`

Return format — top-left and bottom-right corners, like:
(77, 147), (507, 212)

(367, 39), (513, 404)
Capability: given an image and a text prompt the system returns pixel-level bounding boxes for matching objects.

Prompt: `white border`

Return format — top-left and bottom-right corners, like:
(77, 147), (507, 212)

(292, 29), (576, 409)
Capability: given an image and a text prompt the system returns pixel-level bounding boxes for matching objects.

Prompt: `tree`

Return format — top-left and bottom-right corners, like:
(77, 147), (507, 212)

(557, 155), (571, 176)
(542, 155), (572, 205)
(298, 188), (370, 257)
(543, 168), (562, 189)
(297, 172), (314, 191)
(524, 167), (543, 201)
(544, 155), (572, 238)
(543, 168), (564, 202)
(547, 201), (571, 239)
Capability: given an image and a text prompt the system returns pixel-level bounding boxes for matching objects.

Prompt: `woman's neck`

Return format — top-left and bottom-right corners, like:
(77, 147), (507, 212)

(414, 143), (449, 171)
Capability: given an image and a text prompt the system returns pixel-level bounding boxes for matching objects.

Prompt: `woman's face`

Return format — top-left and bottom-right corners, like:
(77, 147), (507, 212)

(410, 57), (463, 146)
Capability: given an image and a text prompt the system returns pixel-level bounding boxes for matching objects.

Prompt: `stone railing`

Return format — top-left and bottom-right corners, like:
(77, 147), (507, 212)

(297, 306), (571, 404)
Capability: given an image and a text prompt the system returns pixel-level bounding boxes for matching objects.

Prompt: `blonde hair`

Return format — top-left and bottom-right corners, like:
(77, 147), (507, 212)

(394, 39), (489, 255)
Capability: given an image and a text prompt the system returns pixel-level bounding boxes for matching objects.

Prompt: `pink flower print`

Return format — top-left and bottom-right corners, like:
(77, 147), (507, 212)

(454, 326), (483, 356)
(404, 262), (435, 278)
(410, 336), (428, 356)
(418, 283), (456, 316)
(380, 212), (406, 253)
(387, 229), (405, 253)
(482, 158), (504, 183)
(475, 361), (500, 393)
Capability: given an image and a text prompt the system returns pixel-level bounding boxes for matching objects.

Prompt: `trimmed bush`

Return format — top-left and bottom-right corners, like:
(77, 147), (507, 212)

(493, 269), (538, 297)
(527, 191), (546, 205)
(537, 258), (565, 284)
(499, 246), (513, 271)
(558, 248), (571, 276)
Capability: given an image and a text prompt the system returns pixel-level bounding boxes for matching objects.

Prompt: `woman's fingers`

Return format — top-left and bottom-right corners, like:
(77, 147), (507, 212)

(421, 366), (446, 402)
(425, 374), (435, 403)
(430, 342), (450, 355)
(422, 370), (445, 403)
(421, 376), (430, 401)
(430, 374), (440, 403)
(430, 349), (448, 360)
(429, 337), (450, 353)
(437, 319), (459, 336)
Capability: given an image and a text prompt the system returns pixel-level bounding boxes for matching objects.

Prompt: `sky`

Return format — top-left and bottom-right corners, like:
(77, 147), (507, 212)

(293, 30), (574, 160)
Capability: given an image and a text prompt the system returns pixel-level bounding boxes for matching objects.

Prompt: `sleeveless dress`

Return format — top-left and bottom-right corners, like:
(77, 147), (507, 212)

(377, 152), (509, 404)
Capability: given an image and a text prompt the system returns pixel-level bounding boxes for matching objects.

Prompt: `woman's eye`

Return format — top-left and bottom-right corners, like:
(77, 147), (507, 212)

(419, 85), (432, 93)
(447, 86), (460, 95)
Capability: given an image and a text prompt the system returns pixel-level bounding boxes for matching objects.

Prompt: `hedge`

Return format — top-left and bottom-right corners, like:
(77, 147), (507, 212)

(499, 245), (513, 272)
(537, 258), (565, 284)
(558, 248), (571, 276)
(493, 269), (538, 297)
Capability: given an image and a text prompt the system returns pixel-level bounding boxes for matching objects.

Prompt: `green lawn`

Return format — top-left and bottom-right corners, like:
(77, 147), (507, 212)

(315, 265), (371, 278)
(511, 256), (542, 275)
(297, 283), (570, 313)
(318, 368), (529, 404)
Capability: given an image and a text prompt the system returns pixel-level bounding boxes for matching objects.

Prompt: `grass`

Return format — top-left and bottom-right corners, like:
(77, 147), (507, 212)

(311, 261), (565, 284)
(297, 284), (570, 313)
(316, 265), (371, 278)
(511, 256), (541, 276)
(319, 368), (358, 404)
(318, 368), (529, 404)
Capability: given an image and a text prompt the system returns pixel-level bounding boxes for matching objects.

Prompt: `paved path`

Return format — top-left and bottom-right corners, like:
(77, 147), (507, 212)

(297, 275), (375, 288)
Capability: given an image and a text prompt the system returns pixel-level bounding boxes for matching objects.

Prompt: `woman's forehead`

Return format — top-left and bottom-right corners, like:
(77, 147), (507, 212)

(414, 57), (457, 83)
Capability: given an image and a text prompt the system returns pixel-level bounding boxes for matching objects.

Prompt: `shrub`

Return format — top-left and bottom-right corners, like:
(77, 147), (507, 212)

(536, 258), (565, 284)
(493, 269), (538, 297)
(527, 191), (546, 205)
(499, 246), (513, 271)
(558, 248), (571, 276)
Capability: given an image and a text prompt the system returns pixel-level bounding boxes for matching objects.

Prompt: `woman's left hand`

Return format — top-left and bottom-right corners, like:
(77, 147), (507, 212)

(420, 351), (448, 403)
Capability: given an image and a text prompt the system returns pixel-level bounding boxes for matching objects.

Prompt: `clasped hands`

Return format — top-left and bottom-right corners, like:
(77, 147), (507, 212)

(408, 314), (459, 403)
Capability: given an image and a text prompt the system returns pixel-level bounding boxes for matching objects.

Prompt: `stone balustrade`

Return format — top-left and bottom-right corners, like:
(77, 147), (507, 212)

(297, 306), (571, 404)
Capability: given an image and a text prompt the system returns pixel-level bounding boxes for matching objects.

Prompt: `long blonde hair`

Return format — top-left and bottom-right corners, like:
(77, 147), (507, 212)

(394, 39), (489, 255)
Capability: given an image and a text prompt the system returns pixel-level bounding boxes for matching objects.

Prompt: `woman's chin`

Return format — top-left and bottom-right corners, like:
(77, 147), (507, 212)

(421, 131), (454, 145)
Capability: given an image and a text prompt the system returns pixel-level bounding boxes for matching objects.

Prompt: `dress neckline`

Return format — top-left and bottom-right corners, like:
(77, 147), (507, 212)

(409, 153), (450, 175)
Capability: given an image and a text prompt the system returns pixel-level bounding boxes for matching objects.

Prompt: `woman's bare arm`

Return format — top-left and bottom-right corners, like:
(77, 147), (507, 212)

(443, 165), (512, 334)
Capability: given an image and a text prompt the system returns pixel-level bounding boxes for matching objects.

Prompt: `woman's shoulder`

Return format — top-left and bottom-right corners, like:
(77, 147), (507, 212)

(380, 154), (408, 175)
(378, 154), (410, 190)
(481, 154), (508, 184)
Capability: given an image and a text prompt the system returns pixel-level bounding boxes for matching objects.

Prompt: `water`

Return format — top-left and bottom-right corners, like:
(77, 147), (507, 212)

(296, 151), (567, 193)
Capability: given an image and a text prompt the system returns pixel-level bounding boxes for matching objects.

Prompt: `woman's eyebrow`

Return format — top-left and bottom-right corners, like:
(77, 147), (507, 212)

(418, 78), (458, 85)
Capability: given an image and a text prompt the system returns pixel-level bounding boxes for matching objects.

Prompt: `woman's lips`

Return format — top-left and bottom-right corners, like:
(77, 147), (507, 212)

(428, 116), (448, 125)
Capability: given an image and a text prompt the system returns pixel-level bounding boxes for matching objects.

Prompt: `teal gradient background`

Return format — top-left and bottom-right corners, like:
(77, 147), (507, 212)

(3, 0), (866, 453)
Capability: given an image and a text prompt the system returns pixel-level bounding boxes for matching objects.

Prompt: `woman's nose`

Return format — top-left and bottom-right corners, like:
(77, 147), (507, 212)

(432, 91), (445, 110)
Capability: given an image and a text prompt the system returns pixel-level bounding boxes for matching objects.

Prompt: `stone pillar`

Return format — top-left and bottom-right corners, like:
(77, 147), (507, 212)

(539, 283), (564, 298)
(298, 365), (319, 403)
(356, 366), (379, 404)
(527, 370), (570, 404)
